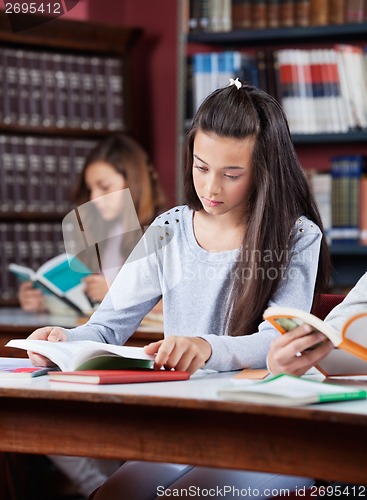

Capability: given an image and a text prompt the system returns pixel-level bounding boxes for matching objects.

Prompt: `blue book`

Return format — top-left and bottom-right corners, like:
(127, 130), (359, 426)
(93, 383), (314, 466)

(8, 253), (93, 315)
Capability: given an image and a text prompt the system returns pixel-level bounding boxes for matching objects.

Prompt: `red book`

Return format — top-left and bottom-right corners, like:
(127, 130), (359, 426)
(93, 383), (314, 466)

(48, 369), (190, 385)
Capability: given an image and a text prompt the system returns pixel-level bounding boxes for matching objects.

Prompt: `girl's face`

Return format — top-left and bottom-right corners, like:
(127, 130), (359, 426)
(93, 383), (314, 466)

(85, 161), (127, 221)
(192, 131), (254, 219)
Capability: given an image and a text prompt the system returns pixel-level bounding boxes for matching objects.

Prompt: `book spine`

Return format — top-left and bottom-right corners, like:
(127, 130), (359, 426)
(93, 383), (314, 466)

(11, 136), (27, 212)
(295, 0), (310, 26)
(328, 0), (345, 24)
(15, 49), (29, 126)
(345, 0), (365, 22)
(232, 0), (252, 29)
(53, 53), (67, 128)
(0, 136), (9, 212)
(279, 0), (295, 27)
(27, 51), (43, 127)
(252, 0), (267, 29)
(310, 0), (328, 25)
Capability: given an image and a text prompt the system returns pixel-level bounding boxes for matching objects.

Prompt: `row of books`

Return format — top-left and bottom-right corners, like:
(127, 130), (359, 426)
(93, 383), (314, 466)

(0, 135), (97, 214)
(187, 0), (367, 33)
(187, 45), (367, 134)
(277, 46), (367, 134)
(0, 47), (125, 131)
(310, 155), (367, 245)
(0, 222), (64, 300)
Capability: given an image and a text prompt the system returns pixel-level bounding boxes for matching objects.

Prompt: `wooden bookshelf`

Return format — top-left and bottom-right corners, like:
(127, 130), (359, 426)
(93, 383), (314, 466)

(0, 11), (141, 305)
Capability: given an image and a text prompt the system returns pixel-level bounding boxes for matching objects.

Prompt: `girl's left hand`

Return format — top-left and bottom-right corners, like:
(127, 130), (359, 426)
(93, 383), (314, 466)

(268, 324), (333, 376)
(83, 275), (110, 303)
(144, 336), (212, 374)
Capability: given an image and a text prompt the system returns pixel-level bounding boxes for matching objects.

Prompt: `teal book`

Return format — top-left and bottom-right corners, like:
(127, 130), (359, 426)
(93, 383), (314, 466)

(8, 253), (93, 316)
(218, 374), (367, 406)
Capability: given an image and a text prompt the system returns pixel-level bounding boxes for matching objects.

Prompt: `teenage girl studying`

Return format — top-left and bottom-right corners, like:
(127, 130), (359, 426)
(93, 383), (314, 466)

(27, 80), (330, 498)
(18, 133), (167, 312)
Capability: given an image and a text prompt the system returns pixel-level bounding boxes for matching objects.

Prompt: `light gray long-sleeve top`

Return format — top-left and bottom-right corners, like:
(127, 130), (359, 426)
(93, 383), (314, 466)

(64, 205), (322, 371)
(325, 272), (367, 331)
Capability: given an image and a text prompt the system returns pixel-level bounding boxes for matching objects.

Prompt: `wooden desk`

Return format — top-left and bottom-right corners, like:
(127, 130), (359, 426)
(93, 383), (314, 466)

(0, 371), (366, 484)
(0, 307), (163, 356)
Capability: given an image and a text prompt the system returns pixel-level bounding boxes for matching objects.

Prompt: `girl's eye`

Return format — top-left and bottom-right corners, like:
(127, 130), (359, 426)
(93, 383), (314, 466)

(224, 174), (240, 180)
(194, 165), (207, 172)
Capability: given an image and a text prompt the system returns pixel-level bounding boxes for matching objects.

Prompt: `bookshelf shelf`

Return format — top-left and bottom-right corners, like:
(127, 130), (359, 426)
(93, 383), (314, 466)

(0, 125), (126, 138)
(292, 132), (367, 145)
(187, 23), (367, 46)
(330, 244), (367, 256)
(0, 212), (68, 221)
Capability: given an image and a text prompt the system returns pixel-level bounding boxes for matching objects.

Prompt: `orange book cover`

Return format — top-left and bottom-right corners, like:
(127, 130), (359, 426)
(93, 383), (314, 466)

(264, 306), (367, 377)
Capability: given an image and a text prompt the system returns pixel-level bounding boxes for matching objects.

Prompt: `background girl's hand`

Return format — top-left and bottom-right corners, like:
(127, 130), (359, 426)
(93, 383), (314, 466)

(83, 275), (109, 303)
(144, 336), (212, 374)
(18, 281), (46, 313)
(26, 326), (67, 367)
(267, 324), (333, 376)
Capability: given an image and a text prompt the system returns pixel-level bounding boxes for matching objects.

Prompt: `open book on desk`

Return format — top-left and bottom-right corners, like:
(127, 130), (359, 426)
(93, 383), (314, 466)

(5, 339), (190, 385)
(264, 306), (367, 377)
(6, 339), (155, 371)
(218, 374), (367, 406)
(8, 254), (94, 316)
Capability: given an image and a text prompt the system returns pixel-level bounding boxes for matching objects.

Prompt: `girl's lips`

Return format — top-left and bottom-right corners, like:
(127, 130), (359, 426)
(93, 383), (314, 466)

(202, 197), (223, 207)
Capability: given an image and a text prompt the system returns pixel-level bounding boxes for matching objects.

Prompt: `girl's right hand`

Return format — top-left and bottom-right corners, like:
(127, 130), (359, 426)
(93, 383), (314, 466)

(267, 324), (333, 376)
(18, 281), (46, 313)
(27, 326), (67, 367)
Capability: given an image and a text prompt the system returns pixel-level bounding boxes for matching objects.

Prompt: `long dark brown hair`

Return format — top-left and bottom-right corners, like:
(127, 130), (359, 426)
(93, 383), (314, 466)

(71, 134), (167, 269)
(72, 134), (167, 226)
(184, 83), (331, 336)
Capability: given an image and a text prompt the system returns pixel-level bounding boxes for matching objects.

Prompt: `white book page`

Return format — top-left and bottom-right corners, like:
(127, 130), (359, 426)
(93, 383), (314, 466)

(6, 339), (154, 371)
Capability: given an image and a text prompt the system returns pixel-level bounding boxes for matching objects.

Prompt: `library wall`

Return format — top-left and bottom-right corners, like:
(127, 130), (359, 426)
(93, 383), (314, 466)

(88, 0), (179, 205)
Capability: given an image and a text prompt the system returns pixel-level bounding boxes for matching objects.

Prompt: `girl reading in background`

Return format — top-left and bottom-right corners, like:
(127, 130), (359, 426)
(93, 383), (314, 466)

(28, 80), (330, 498)
(17, 133), (167, 498)
(18, 133), (167, 311)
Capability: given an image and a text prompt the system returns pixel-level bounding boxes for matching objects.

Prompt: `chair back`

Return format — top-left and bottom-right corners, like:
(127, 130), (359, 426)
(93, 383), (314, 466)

(311, 294), (345, 320)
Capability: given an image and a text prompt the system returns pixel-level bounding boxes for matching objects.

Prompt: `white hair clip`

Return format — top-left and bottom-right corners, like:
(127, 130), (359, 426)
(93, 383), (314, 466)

(228, 77), (242, 89)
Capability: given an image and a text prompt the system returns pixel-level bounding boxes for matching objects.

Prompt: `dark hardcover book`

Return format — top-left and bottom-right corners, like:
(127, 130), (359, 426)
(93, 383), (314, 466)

(0, 136), (9, 212)
(310, 0), (328, 25)
(328, 0), (345, 24)
(295, 0), (310, 26)
(189, 0), (202, 32)
(345, 0), (364, 22)
(63, 54), (79, 129)
(104, 57), (125, 131)
(40, 52), (55, 127)
(40, 138), (58, 213)
(279, 0), (295, 27)
(252, 0), (267, 29)
(5, 48), (18, 126)
(232, 0), (252, 29)
(25, 137), (42, 212)
(3, 136), (15, 213)
(90, 57), (103, 130)
(53, 53), (67, 128)
(26, 50), (43, 127)
(267, 0), (280, 28)
(11, 136), (27, 212)
(15, 49), (29, 126)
